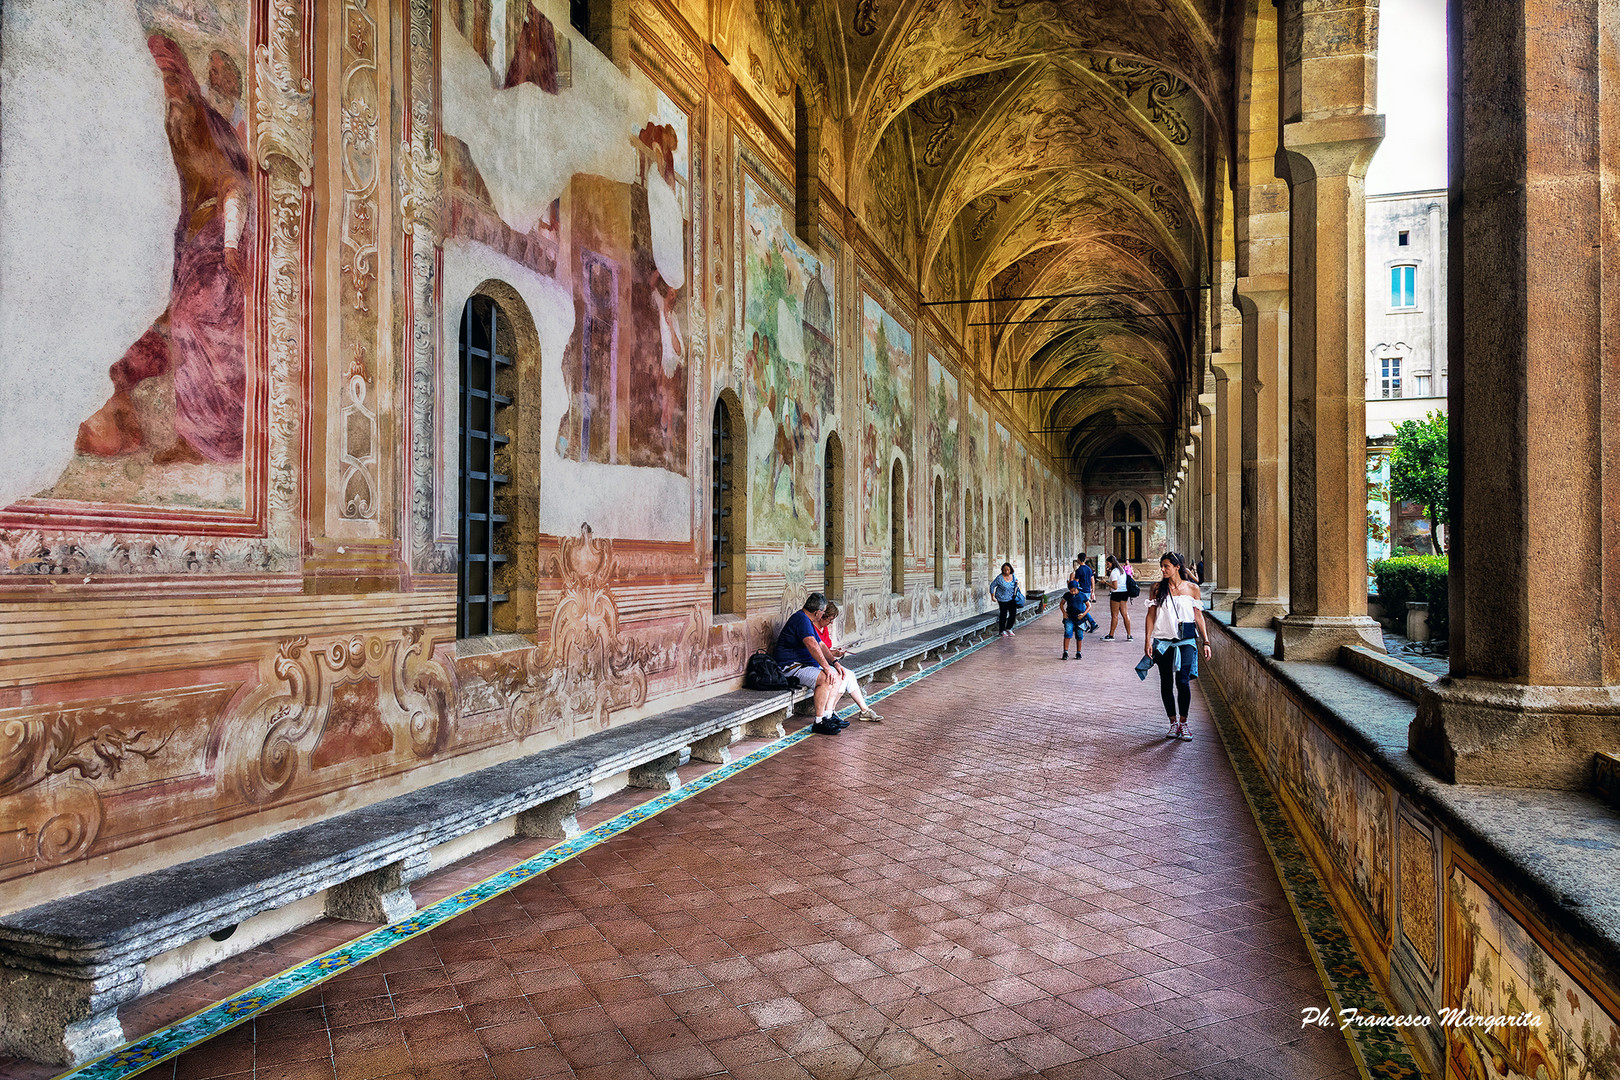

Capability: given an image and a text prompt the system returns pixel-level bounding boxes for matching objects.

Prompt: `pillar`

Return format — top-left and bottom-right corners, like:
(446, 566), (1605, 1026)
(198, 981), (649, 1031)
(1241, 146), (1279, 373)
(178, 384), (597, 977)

(1232, 279), (1290, 626)
(1271, 117), (1387, 659)
(1268, 0), (1385, 659)
(1212, 359), (1243, 610)
(1410, 0), (1619, 789)
(1199, 405), (1216, 585)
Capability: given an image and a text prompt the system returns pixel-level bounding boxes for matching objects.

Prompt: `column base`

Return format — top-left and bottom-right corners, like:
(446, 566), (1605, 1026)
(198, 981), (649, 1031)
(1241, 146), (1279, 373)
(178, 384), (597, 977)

(325, 862), (416, 923)
(0, 964), (142, 1066)
(1411, 677), (1620, 790)
(1272, 614), (1385, 661)
(1231, 597), (1288, 628)
(1209, 587), (1240, 613)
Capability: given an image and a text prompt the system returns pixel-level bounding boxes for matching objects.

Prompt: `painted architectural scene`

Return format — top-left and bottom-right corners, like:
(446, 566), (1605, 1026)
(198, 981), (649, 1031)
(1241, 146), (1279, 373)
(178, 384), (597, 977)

(925, 354), (961, 556)
(741, 172), (837, 544)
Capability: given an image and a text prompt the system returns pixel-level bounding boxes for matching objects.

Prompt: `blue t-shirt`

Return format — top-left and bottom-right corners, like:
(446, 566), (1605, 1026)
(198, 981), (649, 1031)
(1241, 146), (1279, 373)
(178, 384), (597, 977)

(774, 610), (821, 666)
(1075, 562), (1095, 594)
(1061, 591), (1088, 620)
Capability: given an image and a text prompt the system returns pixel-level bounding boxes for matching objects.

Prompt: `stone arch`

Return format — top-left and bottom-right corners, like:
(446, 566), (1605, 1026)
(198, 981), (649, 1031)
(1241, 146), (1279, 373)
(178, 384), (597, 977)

(711, 388), (748, 616)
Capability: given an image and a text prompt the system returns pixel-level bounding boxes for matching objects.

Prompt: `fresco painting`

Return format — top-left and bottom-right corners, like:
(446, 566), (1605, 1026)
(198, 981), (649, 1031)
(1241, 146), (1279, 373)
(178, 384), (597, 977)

(742, 173), (836, 543)
(4, 0), (256, 513)
(926, 356), (960, 553)
(861, 293), (913, 549)
(993, 421), (1012, 559)
(1447, 868), (1620, 1080)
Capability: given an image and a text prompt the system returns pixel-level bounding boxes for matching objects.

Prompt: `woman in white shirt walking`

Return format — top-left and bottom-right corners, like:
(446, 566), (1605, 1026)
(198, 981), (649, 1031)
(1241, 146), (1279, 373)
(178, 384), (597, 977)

(1144, 552), (1211, 741)
(1103, 555), (1132, 641)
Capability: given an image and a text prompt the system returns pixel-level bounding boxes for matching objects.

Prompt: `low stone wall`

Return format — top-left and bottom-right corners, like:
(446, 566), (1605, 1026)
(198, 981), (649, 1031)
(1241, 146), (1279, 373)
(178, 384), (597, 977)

(1204, 618), (1620, 1078)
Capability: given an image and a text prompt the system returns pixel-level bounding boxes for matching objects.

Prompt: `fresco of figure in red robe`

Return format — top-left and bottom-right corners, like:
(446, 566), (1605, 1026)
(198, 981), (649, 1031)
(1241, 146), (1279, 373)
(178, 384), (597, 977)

(75, 32), (254, 467)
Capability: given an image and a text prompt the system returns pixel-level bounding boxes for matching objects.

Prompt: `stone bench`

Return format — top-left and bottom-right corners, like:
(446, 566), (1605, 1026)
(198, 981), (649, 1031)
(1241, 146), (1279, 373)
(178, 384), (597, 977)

(0, 603), (1035, 1065)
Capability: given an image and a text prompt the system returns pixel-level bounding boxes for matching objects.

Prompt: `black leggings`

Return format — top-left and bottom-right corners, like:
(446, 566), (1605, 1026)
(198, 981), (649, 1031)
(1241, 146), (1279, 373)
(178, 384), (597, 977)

(1154, 640), (1196, 719)
(998, 600), (1019, 631)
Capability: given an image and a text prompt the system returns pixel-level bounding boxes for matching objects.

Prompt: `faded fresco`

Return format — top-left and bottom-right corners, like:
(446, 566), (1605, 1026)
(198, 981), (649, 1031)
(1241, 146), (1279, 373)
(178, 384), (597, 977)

(860, 293), (913, 549)
(440, 0), (693, 539)
(993, 421), (1012, 559)
(2, 0), (255, 512)
(742, 172), (836, 543)
(925, 356), (960, 554)
(1447, 868), (1620, 1080)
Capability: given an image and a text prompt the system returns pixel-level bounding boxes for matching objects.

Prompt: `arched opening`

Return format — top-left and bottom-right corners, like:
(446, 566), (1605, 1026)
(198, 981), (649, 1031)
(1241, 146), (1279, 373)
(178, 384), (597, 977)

(823, 431), (844, 598)
(1024, 515), (1032, 586)
(457, 288), (539, 641)
(934, 474), (945, 589)
(1110, 498), (1144, 563)
(964, 488), (975, 587)
(712, 390), (747, 615)
(891, 458), (906, 595)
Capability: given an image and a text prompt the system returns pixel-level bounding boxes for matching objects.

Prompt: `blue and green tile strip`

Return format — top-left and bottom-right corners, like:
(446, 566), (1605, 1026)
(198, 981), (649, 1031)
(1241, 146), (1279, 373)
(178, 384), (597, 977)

(56, 622), (1010, 1080)
(1202, 676), (1428, 1079)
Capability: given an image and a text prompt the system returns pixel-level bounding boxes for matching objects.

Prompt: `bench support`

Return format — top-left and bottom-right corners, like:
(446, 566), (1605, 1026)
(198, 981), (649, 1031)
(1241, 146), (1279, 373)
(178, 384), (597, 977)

(325, 861), (416, 923)
(628, 751), (684, 792)
(0, 963), (141, 1066)
(690, 728), (740, 765)
(515, 789), (588, 840)
(747, 708), (790, 739)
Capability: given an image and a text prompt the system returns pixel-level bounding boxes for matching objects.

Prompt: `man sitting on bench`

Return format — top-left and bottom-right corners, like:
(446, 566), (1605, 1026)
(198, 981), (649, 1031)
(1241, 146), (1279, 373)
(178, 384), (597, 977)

(775, 592), (845, 735)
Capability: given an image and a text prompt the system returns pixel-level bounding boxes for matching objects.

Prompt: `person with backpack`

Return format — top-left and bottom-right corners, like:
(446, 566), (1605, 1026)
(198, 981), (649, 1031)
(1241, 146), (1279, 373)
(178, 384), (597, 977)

(991, 562), (1023, 636)
(816, 602), (882, 721)
(773, 592), (844, 734)
(1058, 581), (1090, 660)
(1103, 554), (1134, 641)
(1072, 554), (1100, 634)
(1143, 552), (1211, 741)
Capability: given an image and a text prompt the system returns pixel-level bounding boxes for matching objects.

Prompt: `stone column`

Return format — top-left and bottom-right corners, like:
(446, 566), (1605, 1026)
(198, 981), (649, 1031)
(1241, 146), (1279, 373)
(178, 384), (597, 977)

(1199, 404), (1216, 585)
(1232, 278), (1290, 626)
(1410, 0), (1619, 790)
(1211, 359), (1243, 610)
(1272, 117), (1387, 660)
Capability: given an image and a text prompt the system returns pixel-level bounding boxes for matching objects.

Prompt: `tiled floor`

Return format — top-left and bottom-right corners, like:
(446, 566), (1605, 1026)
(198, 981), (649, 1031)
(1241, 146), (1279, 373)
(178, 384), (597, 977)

(94, 608), (1361, 1079)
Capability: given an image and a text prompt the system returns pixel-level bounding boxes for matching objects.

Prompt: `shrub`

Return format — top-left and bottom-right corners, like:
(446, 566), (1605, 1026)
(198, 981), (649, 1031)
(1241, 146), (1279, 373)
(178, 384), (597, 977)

(1372, 555), (1449, 639)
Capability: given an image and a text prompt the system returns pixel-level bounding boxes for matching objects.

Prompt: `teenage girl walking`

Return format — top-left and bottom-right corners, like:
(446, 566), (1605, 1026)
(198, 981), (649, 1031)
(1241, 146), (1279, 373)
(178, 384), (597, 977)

(1103, 555), (1132, 641)
(1144, 552), (1212, 741)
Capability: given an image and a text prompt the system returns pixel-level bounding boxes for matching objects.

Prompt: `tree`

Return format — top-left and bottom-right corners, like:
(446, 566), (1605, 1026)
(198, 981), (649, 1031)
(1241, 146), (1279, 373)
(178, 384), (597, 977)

(1390, 411), (1450, 553)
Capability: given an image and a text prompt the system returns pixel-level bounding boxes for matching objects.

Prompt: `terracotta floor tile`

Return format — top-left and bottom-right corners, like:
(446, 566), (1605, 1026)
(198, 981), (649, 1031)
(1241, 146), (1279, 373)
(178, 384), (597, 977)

(132, 618), (1360, 1080)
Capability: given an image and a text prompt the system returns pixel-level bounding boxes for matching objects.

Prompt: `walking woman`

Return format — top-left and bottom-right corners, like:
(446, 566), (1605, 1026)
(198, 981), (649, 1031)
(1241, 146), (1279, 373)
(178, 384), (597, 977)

(816, 603), (883, 721)
(1144, 552), (1211, 741)
(991, 562), (1022, 636)
(1103, 555), (1132, 641)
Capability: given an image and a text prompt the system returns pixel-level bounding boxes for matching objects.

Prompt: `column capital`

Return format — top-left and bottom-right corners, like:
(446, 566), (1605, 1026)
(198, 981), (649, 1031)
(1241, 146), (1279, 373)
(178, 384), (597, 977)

(1232, 275), (1289, 313)
(1278, 114), (1385, 182)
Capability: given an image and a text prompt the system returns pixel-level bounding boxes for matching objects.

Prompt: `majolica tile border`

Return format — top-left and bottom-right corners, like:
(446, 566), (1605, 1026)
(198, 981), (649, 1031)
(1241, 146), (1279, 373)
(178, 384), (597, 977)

(58, 626), (1006, 1080)
(1203, 677), (1428, 1080)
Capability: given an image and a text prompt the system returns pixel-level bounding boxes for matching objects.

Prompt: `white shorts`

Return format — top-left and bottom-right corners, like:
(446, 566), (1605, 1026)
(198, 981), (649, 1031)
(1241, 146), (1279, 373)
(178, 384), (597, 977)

(785, 664), (823, 690)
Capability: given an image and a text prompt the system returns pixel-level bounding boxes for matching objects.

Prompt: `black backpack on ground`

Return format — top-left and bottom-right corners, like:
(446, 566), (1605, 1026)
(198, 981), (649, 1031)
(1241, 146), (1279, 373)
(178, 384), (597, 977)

(744, 651), (795, 691)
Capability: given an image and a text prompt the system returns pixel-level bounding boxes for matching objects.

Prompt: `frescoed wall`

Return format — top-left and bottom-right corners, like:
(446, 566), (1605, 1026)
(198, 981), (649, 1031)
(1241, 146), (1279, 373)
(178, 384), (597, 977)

(860, 291), (914, 550)
(926, 355), (960, 555)
(741, 171), (837, 544)
(0, 0), (1079, 925)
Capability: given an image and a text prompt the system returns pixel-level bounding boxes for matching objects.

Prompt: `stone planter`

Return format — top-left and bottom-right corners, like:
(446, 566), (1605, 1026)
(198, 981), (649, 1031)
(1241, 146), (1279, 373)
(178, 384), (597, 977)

(1406, 601), (1430, 642)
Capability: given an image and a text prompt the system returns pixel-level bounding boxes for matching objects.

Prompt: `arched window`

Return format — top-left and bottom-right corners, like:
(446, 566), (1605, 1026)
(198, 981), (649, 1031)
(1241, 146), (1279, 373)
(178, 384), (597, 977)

(712, 392), (747, 615)
(934, 475), (946, 589)
(458, 296), (513, 639)
(823, 432), (844, 598)
(891, 459), (906, 595)
(1111, 497), (1144, 564)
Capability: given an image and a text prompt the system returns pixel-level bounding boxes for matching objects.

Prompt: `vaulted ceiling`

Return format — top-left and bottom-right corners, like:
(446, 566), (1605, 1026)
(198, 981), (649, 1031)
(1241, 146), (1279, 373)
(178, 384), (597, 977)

(729, 0), (1238, 487)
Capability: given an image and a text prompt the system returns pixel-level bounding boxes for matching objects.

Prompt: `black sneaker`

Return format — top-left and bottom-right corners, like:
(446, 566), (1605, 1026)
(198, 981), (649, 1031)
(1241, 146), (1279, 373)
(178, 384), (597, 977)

(1061, 652), (1068, 660)
(836, 716), (851, 728)
(811, 719), (842, 735)
(1103, 634), (1115, 641)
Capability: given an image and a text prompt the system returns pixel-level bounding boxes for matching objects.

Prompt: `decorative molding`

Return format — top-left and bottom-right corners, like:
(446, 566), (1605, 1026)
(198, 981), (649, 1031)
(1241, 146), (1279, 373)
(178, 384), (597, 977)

(225, 629), (451, 805)
(1085, 56), (1192, 146)
(337, 0), (383, 524)
(0, 531), (284, 576)
(253, 47), (315, 186)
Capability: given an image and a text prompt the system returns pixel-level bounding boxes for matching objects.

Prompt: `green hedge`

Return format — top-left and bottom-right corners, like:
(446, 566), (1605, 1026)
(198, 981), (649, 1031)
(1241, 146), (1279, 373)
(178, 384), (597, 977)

(1372, 555), (1449, 640)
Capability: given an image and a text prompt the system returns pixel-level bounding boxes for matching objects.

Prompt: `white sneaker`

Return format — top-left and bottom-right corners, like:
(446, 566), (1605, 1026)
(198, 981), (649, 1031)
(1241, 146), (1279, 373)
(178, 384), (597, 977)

(1165, 722), (1178, 740)
(1008, 630), (1015, 636)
